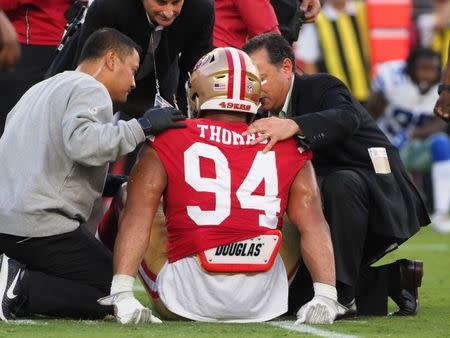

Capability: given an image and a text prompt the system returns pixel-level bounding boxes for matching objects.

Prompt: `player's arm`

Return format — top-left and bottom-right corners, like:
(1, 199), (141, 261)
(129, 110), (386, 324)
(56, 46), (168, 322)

(287, 160), (334, 286)
(287, 161), (345, 324)
(410, 116), (448, 139)
(114, 143), (166, 276)
(0, 10), (20, 71)
(98, 143), (166, 324)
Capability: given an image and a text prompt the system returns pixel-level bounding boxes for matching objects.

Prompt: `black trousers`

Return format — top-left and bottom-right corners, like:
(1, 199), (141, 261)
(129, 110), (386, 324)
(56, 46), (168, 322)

(0, 226), (113, 319)
(0, 44), (57, 136)
(288, 170), (398, 315)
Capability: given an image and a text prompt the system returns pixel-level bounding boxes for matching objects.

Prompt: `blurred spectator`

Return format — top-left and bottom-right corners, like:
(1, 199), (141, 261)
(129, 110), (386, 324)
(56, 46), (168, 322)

(75, 0), (214, 118)
(433, 44), (450, 232)
(0, 0), (73, 136)
(213, 0), (280, 49)
(295, 0), (371, 103)
(434, 45), (450, 121)
(368, 48), (444, 150)
(367, 47), (450, 232)
(416, 0), (450, 67)
(271, 0), (322, 44)
(0, 10), (20, 71)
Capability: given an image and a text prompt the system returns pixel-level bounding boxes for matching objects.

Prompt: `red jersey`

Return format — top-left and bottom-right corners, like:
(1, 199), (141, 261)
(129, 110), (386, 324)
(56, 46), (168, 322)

(150, 118), (311, 262)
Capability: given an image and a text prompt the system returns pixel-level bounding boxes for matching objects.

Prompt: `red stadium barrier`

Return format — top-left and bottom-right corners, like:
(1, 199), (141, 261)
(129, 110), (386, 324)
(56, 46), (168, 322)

(367, 0), (412, 75)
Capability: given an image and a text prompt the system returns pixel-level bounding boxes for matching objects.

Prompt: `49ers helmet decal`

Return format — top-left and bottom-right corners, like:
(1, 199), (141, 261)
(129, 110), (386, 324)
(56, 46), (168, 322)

(188, 47), (261, 116)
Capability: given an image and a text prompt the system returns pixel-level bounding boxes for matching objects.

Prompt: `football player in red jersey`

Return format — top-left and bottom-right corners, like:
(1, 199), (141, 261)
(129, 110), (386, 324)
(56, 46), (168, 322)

(98, 47), (345, 324)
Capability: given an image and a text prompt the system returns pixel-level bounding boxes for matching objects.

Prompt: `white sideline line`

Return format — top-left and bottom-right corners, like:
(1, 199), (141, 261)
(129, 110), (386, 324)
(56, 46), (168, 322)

(7, 320), (44, 325)
(400, 243), (449, 252)
(269, 320), (359, 338)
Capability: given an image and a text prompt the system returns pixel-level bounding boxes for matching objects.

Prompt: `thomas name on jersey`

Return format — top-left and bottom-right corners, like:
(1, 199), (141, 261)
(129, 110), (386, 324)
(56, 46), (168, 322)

(214, 242), (262, 257)
(196, 124), (268, 145)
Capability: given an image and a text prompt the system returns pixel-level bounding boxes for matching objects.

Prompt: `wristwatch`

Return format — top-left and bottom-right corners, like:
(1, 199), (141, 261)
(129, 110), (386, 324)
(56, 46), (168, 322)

(438, 84), (450, 95)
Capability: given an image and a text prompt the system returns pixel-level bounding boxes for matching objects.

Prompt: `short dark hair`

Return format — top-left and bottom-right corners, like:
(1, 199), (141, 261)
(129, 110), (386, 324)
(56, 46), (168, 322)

(405, 47), (441, 86)
(406, 47), (441, 74)
(78, 27), (141, 63)
(243, 33), (295, 72)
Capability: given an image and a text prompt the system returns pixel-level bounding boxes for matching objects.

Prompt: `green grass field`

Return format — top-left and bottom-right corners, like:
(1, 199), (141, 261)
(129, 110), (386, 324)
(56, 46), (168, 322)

(1, 226), (449, 338)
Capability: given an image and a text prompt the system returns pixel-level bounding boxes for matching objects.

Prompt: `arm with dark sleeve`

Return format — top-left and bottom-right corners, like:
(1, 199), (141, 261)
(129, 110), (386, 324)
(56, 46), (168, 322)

(75, 0), (116, 61)
(287, 161), (335, 286)
(236, 0), (280, 38)
(292, 80), (365, 147)
(114, 144), (167, 277)
(177, 1), (214, 111)
(178, 1), (214, 73)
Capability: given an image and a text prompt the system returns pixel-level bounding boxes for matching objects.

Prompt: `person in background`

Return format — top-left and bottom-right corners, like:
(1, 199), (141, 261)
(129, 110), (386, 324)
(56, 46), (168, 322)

(271, 0), (322, 45)
(367, 47), (450, 233)
(432, 44), (450, 232)
(295, 0), (371, 104)
(213, 0), (322, 49)
(213, 0), (280, 49)
(243, 32), (429, 318)
(416, 0), (450, 67)
(74, 0), (214, 183)
(0, 28), (184, 322)
(0, 0), (74, 136)
(75, 0), (214, 117)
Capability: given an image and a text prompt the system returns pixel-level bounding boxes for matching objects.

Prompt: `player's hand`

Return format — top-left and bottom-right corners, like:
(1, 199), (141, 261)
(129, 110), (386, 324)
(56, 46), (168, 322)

(98, 291), (162, 324)
(295, 295), (345, 324)
(242, 117), (300, 153)
(295, 283), (345, 325)
(434, 91), (450, 122)
(138, 106), (186, 136)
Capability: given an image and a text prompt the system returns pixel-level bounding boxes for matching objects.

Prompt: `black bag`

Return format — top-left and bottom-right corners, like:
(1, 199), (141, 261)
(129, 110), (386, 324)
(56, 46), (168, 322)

(44, 2), (87, 79)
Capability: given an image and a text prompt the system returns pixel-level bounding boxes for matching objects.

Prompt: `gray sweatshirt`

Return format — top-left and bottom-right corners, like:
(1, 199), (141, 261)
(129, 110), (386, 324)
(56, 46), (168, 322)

(0, 71), (145, 237)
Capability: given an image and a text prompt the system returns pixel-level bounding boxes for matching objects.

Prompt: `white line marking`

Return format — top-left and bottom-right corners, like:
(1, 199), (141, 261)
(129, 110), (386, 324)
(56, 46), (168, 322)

(269, 320), (359, 338)
(399, 243), (449, 252)
(7, 320), (46, 325)
(339, 320), (367, 324)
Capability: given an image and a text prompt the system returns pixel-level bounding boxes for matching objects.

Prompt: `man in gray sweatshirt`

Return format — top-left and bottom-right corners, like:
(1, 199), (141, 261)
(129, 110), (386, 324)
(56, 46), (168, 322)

(0, 27), (185, 321)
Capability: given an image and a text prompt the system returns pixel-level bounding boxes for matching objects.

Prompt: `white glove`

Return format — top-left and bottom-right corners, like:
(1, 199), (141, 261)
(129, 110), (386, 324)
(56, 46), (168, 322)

(98, 275), (162, 324)
(295, 282), (346, 325)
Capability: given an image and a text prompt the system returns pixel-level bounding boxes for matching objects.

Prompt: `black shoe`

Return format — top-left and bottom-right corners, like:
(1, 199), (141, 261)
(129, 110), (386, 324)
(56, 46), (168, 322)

(0, 254), (25, 321)
(389, 259), (423, 316)
(335, 299), (357, 320)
